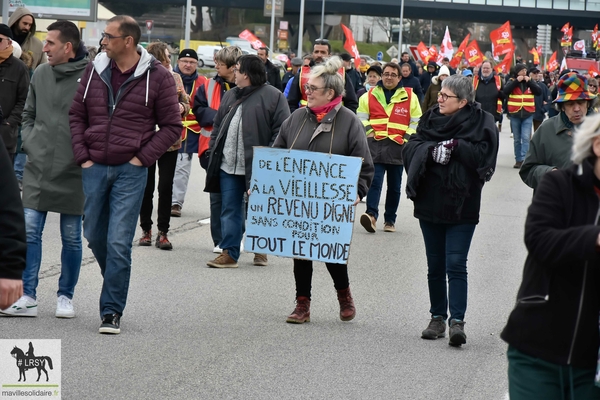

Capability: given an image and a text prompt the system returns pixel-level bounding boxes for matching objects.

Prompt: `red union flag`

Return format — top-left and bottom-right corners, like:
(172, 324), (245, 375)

(490, 21), (513, 57)
(561, 22), (570, 34)
(529, 47), (540, 64)
(238, 29), (266, 50)
(494, 51), (513, 74)
(465, 40), (484, 67)
(561, 26), (573, 47)
(428, 45), (438, 63)
(449, 33), (470, 69)
(546, 51), (558, 72)
(341, 24), (361, 68)
(589, 64), (600, 77)
(417, 42), (430, 62)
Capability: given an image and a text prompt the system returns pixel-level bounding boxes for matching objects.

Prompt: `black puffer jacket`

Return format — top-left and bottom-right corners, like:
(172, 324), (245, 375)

(265, 60), (282, 91)
(0, 55), (30, 153)
(0, 134), (26, 280)
(474, 72), (505, 122)
(502, 158), (600, 368)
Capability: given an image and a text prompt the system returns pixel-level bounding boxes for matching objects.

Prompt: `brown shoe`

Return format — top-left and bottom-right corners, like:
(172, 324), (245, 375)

(514, 161), (523, 169)
(253, 253), (268, 266)
(171, 204), (181, 217)
(286, 296), (311, 324)
(383, 222), (396, 232)
(207, 250), (238, 268)
(155, 231), (173, 250)
(360, 213), (376, 233)
(337, 287), (356, 321)
(139, 230), (152, 246)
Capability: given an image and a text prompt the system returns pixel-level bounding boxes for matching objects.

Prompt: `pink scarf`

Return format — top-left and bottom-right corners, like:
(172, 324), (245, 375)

(309, 96), (342, 122)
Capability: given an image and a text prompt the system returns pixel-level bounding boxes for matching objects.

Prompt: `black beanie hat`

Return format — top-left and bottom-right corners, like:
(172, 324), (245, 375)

(0, 24), (13, 40)
(514, 63), (527, 76)
(178, 49), (198, 61)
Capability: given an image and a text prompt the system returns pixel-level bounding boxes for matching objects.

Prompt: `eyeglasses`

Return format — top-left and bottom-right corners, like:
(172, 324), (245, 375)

(382, 73), (399, 78)
(314, 39), (329, 44)
(101, 32), (127, 42)
(437, 92), (460, 101)
(304, 84), (327, 93)
(590, 85), (598, 88)
(179, 60), (198, 65)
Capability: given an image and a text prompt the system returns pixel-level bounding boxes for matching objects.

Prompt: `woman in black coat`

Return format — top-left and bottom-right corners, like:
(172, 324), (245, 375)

(501, 113), (600, 399)
(403, 74), (498, 347)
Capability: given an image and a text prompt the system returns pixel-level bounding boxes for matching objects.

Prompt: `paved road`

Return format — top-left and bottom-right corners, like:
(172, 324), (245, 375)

(0, 124), (532, 399)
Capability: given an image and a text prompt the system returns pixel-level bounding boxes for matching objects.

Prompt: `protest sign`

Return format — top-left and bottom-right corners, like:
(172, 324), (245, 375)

(245, 147), (362, 264)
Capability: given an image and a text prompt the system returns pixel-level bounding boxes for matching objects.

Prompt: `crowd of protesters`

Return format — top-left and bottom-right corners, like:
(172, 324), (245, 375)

(1, 11), (600, 397)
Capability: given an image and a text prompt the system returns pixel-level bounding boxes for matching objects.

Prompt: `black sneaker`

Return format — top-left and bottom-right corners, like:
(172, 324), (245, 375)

(449, 319), (466, 347)
(99, 313), (121, 334)
(421, 316), (446, 339)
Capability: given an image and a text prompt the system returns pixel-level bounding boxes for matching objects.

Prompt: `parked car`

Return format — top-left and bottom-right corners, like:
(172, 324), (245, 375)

(361, 55), (376, 64)
(196, 45), (221, 68)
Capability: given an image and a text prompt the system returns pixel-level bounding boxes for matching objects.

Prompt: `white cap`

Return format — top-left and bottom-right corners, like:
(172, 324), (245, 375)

(438, 65), (450, 77)
(12, 41), (22, 59)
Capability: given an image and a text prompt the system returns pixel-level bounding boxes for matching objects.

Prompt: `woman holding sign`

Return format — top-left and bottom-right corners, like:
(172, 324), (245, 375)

(273, 56), (373, 324)
(403, 75), (498, 346)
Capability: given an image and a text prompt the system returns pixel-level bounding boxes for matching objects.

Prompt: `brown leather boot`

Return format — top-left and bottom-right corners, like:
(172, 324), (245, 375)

(337, 287), (356, 321)
(286, 296), (310, 324)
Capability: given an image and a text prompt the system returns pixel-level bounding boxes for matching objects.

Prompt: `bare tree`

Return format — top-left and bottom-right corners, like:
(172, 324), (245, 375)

(372, 17), (394, 43)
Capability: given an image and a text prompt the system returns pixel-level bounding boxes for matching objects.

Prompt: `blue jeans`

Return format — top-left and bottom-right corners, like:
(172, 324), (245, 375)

(365, 163), (404, 224)
(13, 153), (26, 181)
(82, 162), (147, 317)
(510, 115), (533, 162)
(219, 170), (245, 261)
(22, 208), (82, 300)
(419, 220), (476, 321)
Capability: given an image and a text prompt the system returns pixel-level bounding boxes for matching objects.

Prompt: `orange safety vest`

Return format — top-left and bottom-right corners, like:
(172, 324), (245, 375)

(367, 87), (413, 145)
(507, 84), (535, 114)
(181, 75), (208, 141)
(299, 65), (346, 107)
(197, 78), (232, 157)
(199, 78), (224, 137)
(474, 75), (502, 114)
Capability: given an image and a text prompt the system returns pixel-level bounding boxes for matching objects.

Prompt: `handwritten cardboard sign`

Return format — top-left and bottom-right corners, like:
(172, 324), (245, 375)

(245, 147), (362, 263)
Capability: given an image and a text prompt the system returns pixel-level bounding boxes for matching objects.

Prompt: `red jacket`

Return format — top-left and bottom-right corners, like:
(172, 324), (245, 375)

(69, 47), (182, 167)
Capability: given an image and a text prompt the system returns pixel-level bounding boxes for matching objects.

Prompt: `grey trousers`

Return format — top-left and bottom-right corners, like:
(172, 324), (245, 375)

(171, 153), (193, 207)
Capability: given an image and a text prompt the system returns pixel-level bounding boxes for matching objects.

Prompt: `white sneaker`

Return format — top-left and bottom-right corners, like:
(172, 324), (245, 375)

(55, 295), (75, 318)
(0, 295), (38, 317)
(213, 245), (223, 254)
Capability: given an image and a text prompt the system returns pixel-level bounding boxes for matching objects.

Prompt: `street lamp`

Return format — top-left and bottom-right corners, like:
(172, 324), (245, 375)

(397, 0), (405, 57)
(320, 0), (325, 40)
(269, 0), (276, 53)
(298, 0), (305, 56)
